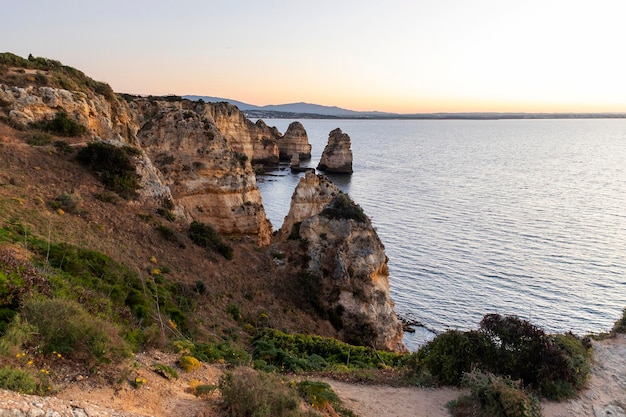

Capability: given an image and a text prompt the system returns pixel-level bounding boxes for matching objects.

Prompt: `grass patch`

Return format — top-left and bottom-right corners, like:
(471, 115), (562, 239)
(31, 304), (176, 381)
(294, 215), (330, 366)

(219, 368), (306, 417)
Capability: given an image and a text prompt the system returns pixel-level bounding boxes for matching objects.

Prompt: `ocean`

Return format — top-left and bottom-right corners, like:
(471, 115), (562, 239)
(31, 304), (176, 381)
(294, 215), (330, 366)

(255, 118), (626, 351)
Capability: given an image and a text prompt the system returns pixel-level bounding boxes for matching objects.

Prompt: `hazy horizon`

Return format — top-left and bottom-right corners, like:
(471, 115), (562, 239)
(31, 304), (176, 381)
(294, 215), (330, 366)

(3, 0), (625, 114)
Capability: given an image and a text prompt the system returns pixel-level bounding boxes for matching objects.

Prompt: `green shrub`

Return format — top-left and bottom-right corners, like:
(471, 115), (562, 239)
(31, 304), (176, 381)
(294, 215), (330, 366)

(76, 142), (141, 200)
(188, 221), (234, 260)
(21, 297), (129, 364)
(454, 371), (541, 417)
(49, 192), (83, 214)
(296, 380), (339, 410)
(0, 366), (37, 394)
(53, 140), (73, 155)
(219, 368), (302, 417)
(413, 330), (491, 386)
(192, 384), (218, 397)
(320, 193), (367, 223)
(252, 328), (406, 373)
(412, 314), (592, 400)
(34, 111), (86, 137)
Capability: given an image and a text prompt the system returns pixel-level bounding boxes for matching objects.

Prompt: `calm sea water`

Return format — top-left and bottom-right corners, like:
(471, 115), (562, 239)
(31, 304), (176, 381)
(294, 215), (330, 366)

(256, 119), (626, 351)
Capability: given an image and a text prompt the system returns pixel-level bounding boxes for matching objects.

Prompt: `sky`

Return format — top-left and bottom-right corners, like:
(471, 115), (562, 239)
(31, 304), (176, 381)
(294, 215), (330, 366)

(2, 0), (626, 113)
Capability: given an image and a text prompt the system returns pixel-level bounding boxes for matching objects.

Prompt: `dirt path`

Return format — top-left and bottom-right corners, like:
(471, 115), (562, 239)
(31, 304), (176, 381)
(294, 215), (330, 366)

(322, 380), (465, 417)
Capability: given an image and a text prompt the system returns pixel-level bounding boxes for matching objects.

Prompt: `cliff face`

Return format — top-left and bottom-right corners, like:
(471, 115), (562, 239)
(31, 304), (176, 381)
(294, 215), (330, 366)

(0, 83), (273, 244)
(279, 174), (405, 351)
(277, 121), (312, 160)
(134, 99), (272, 245)
(198, 101), (280, 165)
(318, 128), (353, 173)
(298, 194), (405, 352)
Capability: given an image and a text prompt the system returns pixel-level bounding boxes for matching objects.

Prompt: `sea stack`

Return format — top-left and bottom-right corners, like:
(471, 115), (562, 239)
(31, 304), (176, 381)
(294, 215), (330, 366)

(317, 128), (353, 174)
(277, 121), (312, 160)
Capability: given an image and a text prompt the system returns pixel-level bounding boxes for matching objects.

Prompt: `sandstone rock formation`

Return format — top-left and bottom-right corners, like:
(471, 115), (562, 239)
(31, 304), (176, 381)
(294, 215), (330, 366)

(278, 172), (339, 239)
(298, 193), (405, 351)
(317, 128), (353, 174)
(277, 121), (312, 160)
(134, 99), (272, 245)
(278, 173), (404, 351)
(0, 83), (274, 245)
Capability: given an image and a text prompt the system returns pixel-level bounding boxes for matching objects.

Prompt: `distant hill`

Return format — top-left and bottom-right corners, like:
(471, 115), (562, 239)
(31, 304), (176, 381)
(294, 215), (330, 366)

(183, 95), (396, 118)
(184, 95), (626, 120)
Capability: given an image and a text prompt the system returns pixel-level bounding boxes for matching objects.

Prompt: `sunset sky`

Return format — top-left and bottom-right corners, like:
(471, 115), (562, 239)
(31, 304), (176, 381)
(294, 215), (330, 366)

(3, 0), (626, 113)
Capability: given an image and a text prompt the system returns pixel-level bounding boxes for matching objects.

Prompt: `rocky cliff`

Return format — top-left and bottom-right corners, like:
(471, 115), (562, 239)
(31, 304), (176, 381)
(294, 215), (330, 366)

(318, 128), (353, 173)
(278, 173), (405, 351)
(298, 193), (405, 351)
(134, 99), (272, 244)
(0, 81), (273, 244)
(277, 121), (312, 160)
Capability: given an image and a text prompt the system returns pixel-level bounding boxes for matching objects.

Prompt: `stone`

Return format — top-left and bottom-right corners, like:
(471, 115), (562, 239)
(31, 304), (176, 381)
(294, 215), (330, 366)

(317, 128), (353, 174)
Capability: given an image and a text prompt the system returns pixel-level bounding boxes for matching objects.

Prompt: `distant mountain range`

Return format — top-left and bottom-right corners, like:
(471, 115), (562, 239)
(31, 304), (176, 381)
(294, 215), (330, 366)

(184, 95), (626, 120)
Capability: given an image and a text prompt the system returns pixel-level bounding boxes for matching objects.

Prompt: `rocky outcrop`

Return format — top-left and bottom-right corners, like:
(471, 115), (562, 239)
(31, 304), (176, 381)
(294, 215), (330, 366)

(317, 128), (353, 174)
(0, 84), (175, 208)
(280, 176), (405, 351)
(0, 389), (143, 417)
(0, 82), (274, 244)
(277, 121), (312, 160)
(249, 119), (281, 164)
(278, 172), (339, 239)
(198, 102), (280, 165)
(135, 99), (272, 245)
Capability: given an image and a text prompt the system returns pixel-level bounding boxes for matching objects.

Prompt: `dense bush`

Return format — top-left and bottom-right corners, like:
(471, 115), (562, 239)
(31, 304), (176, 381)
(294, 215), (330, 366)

(451, 371), (541, 417)
(188, 221), (234, 260)
(252, 328), (406, 373)
(25, 131), (53, 146)
(219, 368), (304, 417)
(320, 193), (367, 223)
(412, 314), (591, 400)
(612, 308), (626, 334)
(76, 142), (141, 200)
(414, 330), (491, 385)
(34, 111), (87, 137)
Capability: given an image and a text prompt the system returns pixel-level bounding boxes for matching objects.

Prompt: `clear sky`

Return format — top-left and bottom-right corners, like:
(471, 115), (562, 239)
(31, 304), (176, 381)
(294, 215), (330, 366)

(2, 0), (626, 113)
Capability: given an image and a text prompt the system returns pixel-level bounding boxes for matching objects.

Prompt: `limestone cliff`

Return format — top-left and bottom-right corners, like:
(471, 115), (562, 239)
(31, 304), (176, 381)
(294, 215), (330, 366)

(197, 101), (279, 165)
(278, 171), (339, 239)
(281, 177), (405, 351)
(318, 128), (353, 174)
(134, 98), (272, 245)
(277, 121), (312, 160)
(0, 81), (273, 244)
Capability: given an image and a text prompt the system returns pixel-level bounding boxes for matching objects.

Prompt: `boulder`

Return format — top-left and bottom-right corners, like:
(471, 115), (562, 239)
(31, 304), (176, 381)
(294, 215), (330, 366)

(317, 128), (353, 174)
